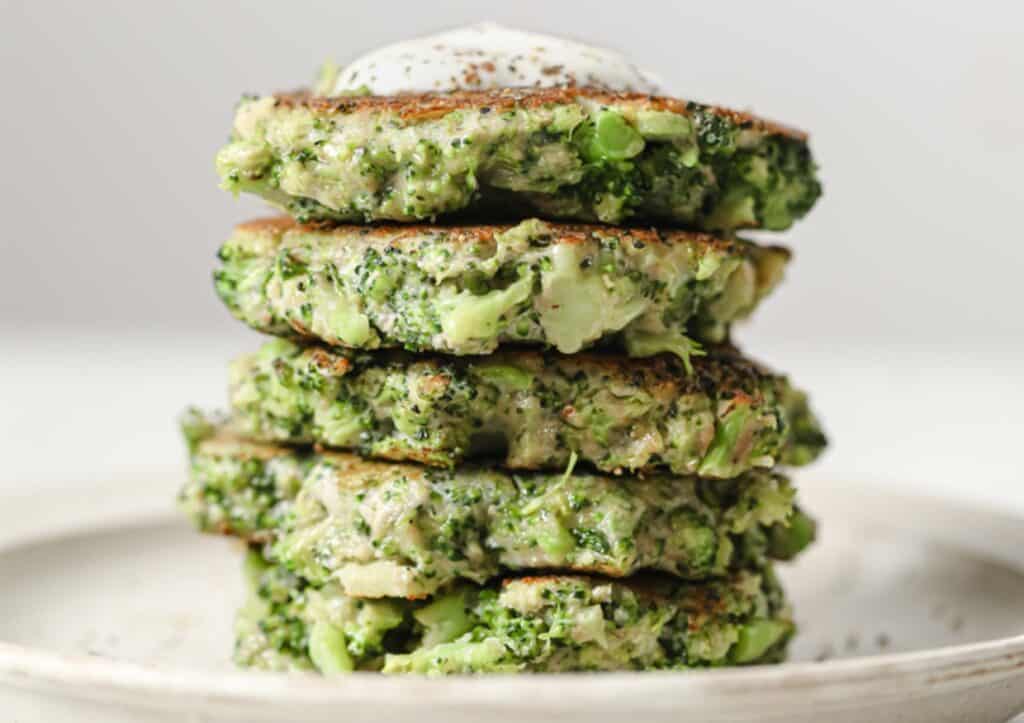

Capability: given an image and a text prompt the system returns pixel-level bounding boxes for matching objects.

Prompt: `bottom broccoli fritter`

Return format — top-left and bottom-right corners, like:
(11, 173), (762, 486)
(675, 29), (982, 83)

(236, 552), (794, 674)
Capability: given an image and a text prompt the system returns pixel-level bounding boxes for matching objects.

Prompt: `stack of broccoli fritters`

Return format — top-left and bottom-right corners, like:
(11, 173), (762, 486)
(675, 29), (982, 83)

(183, 85), (825, 674)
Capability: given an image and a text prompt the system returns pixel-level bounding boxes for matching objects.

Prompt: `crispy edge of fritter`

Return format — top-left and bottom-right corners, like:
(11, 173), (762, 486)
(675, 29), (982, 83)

(290, 342), (779, 406)
(268, 86), (808, 140)
(232, 216), (788, 260)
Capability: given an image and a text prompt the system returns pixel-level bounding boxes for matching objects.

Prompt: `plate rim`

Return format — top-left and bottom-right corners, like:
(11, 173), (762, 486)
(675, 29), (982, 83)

(0, 478), (1022, 714)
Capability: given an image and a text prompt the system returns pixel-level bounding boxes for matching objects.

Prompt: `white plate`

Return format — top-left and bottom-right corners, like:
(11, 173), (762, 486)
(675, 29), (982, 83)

(0, 479), (1021, 723)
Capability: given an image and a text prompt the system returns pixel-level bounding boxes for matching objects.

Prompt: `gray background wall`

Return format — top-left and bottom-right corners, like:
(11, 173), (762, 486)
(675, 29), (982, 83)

(2, 0), (1022, 346)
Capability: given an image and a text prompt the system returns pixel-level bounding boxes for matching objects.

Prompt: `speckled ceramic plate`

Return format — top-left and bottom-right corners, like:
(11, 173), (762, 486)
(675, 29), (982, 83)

(0, 479), (1021, 723)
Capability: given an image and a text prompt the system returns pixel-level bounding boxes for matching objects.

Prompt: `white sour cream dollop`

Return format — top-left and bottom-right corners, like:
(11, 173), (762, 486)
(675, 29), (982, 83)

(316, 22), (660, 96)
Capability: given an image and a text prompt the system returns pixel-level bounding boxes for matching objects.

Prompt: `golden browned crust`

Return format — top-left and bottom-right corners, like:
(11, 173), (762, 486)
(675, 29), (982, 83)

(235, 216), (297, 234)
(265, 342), (774, 412)
(499, 346), (772, 399)
(678, 584), (735, 621)
(321, 442), (450, 471)
(503, 573), (733, 615)
(234, 215), (746, 253)
(269, 87), (807, 140)
(302, 446), (446, 483)
(209, 523), (273, 546)
(306, 347), (353, 377)
(293, 343), (768, 404)
(196, 428), (440, 488)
